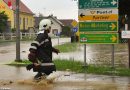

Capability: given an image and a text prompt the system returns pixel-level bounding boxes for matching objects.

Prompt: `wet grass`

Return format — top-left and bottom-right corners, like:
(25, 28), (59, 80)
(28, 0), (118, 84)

(54, 42), (80, 52)
(7, 59), (130, 77)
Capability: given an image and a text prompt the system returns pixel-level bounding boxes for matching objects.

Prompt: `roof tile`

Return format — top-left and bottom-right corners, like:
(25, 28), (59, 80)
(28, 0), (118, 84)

(3, 0), (34, 14)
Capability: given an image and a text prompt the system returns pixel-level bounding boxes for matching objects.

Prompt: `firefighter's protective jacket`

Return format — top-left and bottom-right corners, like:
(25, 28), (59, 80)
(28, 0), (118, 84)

(29, 31), (57, 63)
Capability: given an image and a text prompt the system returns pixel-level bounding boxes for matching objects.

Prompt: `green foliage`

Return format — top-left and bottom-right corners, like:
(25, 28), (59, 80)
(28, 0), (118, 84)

(61, 26), (71, 37)
(54, 59), (82, 72)
(11, 28), (16, 33)
(7, 59), (130, 76)
(0, 11), (8, 33)
(54, 42), (80, 53)
(7, 60), (31, 66)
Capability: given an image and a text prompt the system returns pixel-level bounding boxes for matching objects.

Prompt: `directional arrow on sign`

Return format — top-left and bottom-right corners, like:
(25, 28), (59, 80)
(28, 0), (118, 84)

(80, 13), (85, 18)
(109, 23), (116, 30)
(111, 35), (117, 42)
(111, 0), (117, 5)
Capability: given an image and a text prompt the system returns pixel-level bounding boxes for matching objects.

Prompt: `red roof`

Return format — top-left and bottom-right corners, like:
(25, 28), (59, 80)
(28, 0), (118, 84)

(3, 0), (34, 14)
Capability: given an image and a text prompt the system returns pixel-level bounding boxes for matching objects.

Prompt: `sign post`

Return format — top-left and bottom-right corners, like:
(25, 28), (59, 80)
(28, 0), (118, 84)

(78, 0), (118, 67)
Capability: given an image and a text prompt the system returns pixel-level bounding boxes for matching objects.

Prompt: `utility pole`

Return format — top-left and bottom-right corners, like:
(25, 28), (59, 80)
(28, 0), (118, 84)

(15, 0), (21, 62)
(126, 15), (130, 68)
(84, 44), (87, 67)
(123, 14), (130, 68)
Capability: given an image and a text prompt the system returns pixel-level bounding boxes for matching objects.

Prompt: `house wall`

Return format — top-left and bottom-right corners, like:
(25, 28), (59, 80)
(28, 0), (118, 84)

(19, 12), (34, 31)
(0, 0), (34, 32)
(0, 0), (14, 29)
(50, 18), (62, 36)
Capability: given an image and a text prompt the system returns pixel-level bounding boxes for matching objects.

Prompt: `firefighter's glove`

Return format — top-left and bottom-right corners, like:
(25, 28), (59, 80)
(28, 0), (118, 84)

(54, 49), (60, 54)
(26, 64), (34, 71)
(28, 52), (36, 62)
(33, 63), (41, 72)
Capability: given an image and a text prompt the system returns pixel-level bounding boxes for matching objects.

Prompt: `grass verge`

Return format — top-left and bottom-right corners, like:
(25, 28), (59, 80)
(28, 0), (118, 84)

(54, 42), (80, 53)
(6, 59), (130, 77)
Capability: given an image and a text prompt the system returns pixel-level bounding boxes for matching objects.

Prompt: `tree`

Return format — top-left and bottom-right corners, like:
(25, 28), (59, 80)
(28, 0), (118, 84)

(61, 26), (71, 37)
(0, 11), (8, 33)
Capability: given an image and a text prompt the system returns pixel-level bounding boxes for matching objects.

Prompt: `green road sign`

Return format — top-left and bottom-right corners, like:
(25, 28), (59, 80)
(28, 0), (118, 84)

(80, 33), (118, 44)
(79, 0), (118, 9)
(79, 21), (118, 32)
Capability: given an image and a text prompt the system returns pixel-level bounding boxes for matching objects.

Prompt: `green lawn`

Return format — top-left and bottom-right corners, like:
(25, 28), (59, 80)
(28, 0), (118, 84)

(54, 42), (80, 53)
(7, 59), (130, 77)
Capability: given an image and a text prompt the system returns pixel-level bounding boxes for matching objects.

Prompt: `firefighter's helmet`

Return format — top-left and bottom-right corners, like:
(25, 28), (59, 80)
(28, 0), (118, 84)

(39, 19), (52, 30)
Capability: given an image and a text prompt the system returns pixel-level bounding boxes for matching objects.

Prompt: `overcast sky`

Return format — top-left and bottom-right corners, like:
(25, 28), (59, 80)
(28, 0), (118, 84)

(21, 0), (78, 20)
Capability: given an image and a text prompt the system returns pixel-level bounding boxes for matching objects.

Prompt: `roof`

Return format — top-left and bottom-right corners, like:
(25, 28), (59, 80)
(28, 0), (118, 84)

(34, 15), (64, 28)
(59, 19), (74, 28)
(3, 0), (34, 14)
(48, 15), (64, 27)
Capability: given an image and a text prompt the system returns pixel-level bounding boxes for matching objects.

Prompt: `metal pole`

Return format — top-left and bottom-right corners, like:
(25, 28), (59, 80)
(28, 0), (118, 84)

(111, 44), (114, 68)
(124, 24), (129, 68)
(124, 15), (130, 68)
(58, 36), (59, 46)
(15, 0), (21, 62)
(125, 23), (130, 68)
(128, 39), (130, 68)
(84, 44), (87, 67)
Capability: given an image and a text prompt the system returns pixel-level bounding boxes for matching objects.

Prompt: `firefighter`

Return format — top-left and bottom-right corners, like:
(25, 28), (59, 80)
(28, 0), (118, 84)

(27, 19), (60, 80)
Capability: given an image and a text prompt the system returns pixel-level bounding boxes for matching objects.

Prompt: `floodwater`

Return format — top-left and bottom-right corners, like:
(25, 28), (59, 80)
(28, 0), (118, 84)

(0, 38), (70, 63)
(54, 43), (129, 67)
(1, 67), (130, 90)
(0, 38), (128, 67)
(0, 38), (130, 90)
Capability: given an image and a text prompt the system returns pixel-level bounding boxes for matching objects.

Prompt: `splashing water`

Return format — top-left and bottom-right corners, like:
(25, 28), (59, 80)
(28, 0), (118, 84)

(17, 71), (65, 86)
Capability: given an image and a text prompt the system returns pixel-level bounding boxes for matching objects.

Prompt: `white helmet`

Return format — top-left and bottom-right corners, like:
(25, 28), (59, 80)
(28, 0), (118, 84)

(39, 19), (52, 30)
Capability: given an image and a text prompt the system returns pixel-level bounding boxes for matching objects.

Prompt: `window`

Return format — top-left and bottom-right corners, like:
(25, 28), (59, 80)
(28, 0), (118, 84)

(30, 19), (32, 26)
(26, 18), (28, 25)
(52, 29), (58, 35)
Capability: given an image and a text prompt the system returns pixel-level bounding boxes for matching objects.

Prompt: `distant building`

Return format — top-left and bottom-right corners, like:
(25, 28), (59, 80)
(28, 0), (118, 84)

(60, 19), (77, 37)
(59, 19), (74, 28)
(0, 0), (34, 32)
(34, 15), (77, 37)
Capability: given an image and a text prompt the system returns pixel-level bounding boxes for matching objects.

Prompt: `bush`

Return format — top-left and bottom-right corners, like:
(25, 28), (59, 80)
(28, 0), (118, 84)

(0, 11), (8, 33)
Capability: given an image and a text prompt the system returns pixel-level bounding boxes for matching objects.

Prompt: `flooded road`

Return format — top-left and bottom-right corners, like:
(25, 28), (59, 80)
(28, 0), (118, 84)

(1, 67), (130, 90)
(0, 38), (70, 63)
(0, 38), (130, 90)
(0, 38), (128, 67)
(54, 43), (128, 67)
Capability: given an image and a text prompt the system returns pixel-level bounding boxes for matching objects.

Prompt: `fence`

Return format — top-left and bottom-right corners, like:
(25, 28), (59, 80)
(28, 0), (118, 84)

(0, 33), (37, 40)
